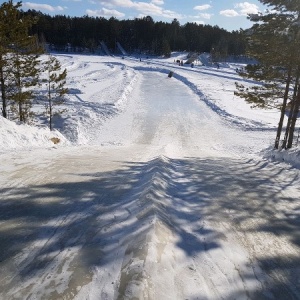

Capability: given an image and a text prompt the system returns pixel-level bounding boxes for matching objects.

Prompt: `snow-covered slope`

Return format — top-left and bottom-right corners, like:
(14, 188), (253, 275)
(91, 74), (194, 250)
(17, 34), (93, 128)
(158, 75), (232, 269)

(0, 115), (68, 151)
(1, 52), (298, 165)
(1, 52), (300, 300)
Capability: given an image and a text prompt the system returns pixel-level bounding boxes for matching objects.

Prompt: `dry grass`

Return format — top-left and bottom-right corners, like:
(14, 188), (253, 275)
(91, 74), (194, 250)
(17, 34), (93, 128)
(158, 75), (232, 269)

(50, 137), (60, 144)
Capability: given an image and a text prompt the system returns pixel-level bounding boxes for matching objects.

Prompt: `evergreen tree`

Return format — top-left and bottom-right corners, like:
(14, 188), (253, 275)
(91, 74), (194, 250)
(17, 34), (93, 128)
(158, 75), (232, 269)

(235, 3), (300, 149)
(0, 1), (23, 118)
(10, 22), (42, 122)
(170, 18), (180, 49)
(157, 38), (171, 57)
(260, 0), (300, 11)
(0, 0), (42, 123)
(43, 55), (68, 130)
(259, 0), (300, 149)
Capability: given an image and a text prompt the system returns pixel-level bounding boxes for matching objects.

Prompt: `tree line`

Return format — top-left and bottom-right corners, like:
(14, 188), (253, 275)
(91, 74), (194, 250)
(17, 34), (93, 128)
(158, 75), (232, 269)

(0, 1), (67, 130)
(235, 0), (300, 149)
(24, 11), (246, 58)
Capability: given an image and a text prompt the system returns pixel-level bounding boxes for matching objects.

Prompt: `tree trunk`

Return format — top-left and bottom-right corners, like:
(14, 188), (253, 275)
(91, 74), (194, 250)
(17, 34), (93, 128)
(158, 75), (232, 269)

(275, 68), (292, 149)
(0, 53), (7, 118)
(19, 101), (24, 123)
(49, 96), (52, 131)
(286, 85), (300, 149)
(282, 73), (300, 149)
(48, 76), (53, 131)
(0, 66), (7, 118)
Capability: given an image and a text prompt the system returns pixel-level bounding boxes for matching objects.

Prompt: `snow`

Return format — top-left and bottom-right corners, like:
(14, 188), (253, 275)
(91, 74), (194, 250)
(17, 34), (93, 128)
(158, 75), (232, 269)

(1, 52), (300, 299)
(0, 115), (68, 150)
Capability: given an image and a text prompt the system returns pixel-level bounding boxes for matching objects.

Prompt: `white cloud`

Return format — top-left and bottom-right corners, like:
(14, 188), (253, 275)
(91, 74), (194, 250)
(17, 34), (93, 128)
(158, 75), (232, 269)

(162, 9), (182, 19)
(151, 0), (164, 5)
(191, 20), (205, 25)
(133, 2), (163, 15)
(86, 7), (125, 18)
(198, 13), (212, 20)
(220, 9), (239, 17)
(99, 0), (134, 8)
(194, 4), (211, 11)
(22, 2), (64, 12)
(99, 0), (181, 19)
(234, 2), (259, 16)
(219, 2), (259, 18)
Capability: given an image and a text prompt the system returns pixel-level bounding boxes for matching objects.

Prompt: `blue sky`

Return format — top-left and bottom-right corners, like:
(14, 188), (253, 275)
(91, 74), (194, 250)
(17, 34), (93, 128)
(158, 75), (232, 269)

(2, 0), (266, 31)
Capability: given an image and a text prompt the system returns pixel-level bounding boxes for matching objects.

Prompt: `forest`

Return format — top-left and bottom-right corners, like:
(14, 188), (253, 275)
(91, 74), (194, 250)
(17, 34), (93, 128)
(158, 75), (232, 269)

(24, 10), (246, 58)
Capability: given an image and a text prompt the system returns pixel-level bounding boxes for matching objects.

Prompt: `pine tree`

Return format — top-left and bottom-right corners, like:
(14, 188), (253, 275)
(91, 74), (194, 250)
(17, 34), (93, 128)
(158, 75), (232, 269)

(0, 1), (23, 119)
(9, 46), (41, 123)
(159, 38), (171, 57)
(0, 0), (42, 123)
(235, 3), (300, 149)
(260, 0), (300, 149)
(260, 0), (300, 12)
(43, 55), (68, 130)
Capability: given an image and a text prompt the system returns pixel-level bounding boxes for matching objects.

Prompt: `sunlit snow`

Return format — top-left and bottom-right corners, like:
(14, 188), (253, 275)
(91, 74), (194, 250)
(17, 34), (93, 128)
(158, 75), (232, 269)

(1, 52), (300, 299)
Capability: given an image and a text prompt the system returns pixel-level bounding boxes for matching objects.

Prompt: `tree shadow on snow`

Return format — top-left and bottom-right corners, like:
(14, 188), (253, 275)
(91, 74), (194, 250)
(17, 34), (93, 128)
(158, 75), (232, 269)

(0, 155), (300, 298)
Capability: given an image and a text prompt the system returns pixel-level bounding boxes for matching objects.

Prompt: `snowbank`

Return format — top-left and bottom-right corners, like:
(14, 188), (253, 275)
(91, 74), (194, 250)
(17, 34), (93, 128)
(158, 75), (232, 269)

(0, 116), (69, 151)
(265, 145), (300, 169)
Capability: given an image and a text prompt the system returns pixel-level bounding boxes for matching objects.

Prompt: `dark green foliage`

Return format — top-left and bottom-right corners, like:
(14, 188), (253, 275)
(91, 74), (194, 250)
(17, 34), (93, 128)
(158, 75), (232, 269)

(22, 11), (246, 56)
(0, 0), (24, 119)
(43, 55), (68, 130)
(0, 0), (43, 122)
(0, 1), (70, 129)
(235, 0), (300, 149)
(235, 64), (289, 108)
(260, 0), (300, 12)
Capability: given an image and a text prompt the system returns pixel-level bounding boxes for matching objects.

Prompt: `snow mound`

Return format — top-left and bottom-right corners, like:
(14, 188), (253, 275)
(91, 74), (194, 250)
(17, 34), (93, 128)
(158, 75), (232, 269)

(264, 145), (300, 169)
(0, 116), (69, 151)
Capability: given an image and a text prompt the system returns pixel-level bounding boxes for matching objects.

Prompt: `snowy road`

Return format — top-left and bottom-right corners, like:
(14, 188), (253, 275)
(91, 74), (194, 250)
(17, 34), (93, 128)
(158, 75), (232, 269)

(1, 55), (300, 299)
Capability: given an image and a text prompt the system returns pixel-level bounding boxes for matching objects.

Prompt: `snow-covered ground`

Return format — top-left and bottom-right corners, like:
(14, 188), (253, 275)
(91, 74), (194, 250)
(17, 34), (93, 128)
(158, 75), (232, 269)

(1, 52), (300, 299)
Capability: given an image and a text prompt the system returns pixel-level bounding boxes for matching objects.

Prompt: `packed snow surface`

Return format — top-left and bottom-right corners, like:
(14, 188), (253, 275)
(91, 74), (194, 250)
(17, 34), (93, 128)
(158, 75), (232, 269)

(1, 53), (300, 300)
